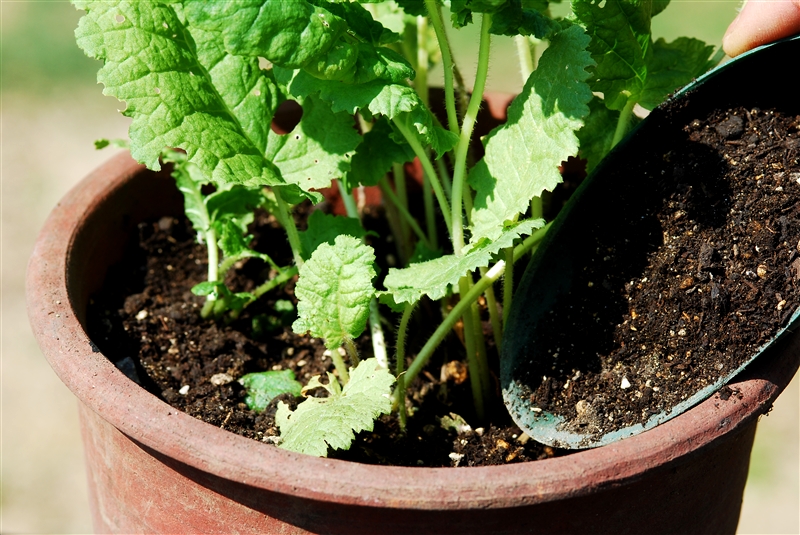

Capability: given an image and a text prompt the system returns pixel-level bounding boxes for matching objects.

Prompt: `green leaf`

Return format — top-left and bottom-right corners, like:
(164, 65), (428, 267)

(74, 0), (285, 189)
(205, 186), (264, 224)
(216, 220), (254, 259)
(383, 219), (543, 304)
(469, 25), (593, 242)
(276, 69), (455, 156)
(240, 370), (303, 413)
(164, 151), (212, 233)
(490, 0), (558, 39)
(276, 359), (395, 456)
(346, 118), (414, 189)
(292, 235), (376, 348)
(297, 211), (367, 261)
(191, 280), (222, 296)
(180, 3), (280, 152)
(311, 0), (402, 45)
(265, 95), (361, 191)
(573, 0), (657, 111)
(638, 37), (715, 110)
(577, 96), (621, 173)
(181, 0), (347, 69)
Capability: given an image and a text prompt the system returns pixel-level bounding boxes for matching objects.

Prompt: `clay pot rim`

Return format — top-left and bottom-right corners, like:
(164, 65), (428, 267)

(27, 151), (799, 511)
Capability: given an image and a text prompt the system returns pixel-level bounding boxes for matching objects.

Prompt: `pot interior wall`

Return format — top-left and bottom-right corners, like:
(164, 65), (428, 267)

(67, 166), (182, 326)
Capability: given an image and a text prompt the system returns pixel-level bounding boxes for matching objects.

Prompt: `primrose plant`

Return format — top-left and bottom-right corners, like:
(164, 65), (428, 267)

(74, 0), (718, 457)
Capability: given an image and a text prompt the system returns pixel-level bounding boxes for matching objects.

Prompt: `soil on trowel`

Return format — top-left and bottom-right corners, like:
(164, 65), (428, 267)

(87, 198), (560, 467)
(519, 106), (800, 444)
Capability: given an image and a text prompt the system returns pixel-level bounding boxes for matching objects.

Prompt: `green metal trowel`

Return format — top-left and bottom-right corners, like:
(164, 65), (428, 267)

(501, 35), (800, 449)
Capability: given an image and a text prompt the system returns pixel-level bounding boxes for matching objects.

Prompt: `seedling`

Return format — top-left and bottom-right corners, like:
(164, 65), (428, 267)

(74, 0), (717, 456)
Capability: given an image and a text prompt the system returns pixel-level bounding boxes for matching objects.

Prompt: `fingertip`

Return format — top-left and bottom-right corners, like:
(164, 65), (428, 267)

(723, 0), (800, 57)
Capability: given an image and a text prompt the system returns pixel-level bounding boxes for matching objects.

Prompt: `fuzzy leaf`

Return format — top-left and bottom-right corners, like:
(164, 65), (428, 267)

(292, 235), (376, 348)
(206, 186), (264, 223)
(240, 370), (303, 413)
(312, 0), (402, 46)
(577, 96), (621, 173)
(638, 37), (715, 110)
(276, 70), (457, 156)
(165, 152), (211, 233)
(346, 118), (414, 189)
(383, 219), (543, 304)
(297, 211), (367, 261)
(276, 359), (395, 456)
(469, 25), (593, 242)
(180, 0), (346, 69)
(265, 95), (361, 191)
(73, 0), (285, 188)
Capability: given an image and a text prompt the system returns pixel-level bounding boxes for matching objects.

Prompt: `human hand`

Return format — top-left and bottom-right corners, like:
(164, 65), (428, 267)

(723, 0), (800, 57)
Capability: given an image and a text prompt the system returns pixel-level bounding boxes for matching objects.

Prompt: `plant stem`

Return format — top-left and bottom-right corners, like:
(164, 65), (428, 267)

(200, 227), (219, 319)
(481, 266), (503, 351)
(273, 188), (304, 267)
(379, 178), (430, 247)
(392, 118), (452, 237)
(514, 35), (535, 83)
(330, 346), (350, 383)
(338, 180), (389, 369)
(395, 303), (415, 430)
(424, 0), (458, 135)
(402, 223), (550, 387)
(344, 338), (361, 367)
(416, 16), (429, 107)
(451, 13), (492, 255)
(502, 246), (514, 326)
(612, 99), (637, 148)
(458, 275), (485, 420)
(392, 163), (411, 251)
(252, 266), (298, 299)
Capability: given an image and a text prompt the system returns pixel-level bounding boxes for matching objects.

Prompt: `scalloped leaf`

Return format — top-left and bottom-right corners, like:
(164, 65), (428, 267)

(276, 359), (395, 456)
(383, 219), (543, 304)
(292, 235), (376, 348)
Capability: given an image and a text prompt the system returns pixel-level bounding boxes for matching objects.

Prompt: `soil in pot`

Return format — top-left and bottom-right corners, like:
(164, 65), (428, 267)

(87, 102), (799, 465)
(518, 105), (800, 440)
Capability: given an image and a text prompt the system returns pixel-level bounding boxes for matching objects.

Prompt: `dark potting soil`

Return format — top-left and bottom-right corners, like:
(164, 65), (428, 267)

(87, 201), (560, 467)
(520, 106), (800, 442)
(87, 104), (800, 464)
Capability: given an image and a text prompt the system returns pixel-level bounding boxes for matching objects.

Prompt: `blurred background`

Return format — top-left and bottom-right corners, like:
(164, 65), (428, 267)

(1, 1), (797, 533)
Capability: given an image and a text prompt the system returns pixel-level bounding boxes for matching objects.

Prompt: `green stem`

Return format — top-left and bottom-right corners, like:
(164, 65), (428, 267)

(379, 178), (431, 248)
(200, 227), (219, 319)
(395, 303), (415, 430)
(502, 247), (514, 326)
(422, 171), (438, 250)
(435, 157), (452, 199)
(344, 338), (360, 367)
(424, 0), (458, 135)
(392, 118), (452, 236)
(338, 180), (389, 368)
(252, 266), (298, 300)
(458, 276), (484, 421)
(416, 16), (429, 107)
(451, 13), (492, 255)
(612, 99), (637, 148)
(402, 223), (550, 387)
(514, 35), (535, 84)
(481, 266), (503, 352)
(392, 163), (411, 250)
(273, 188), (304, 267)
(329, 346), (350, 383)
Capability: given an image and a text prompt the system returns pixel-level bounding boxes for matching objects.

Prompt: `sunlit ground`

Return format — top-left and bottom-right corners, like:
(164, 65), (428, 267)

(2, 2), (796, 533)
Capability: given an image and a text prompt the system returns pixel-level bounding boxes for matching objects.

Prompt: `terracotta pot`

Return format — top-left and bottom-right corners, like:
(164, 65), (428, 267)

(27, 150), (799, 534)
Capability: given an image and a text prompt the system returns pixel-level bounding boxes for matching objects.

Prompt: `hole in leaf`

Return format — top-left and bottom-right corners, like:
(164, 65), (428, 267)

(253, 89), (262, 97)
(115, 14), (125, 23)
(271, 100), (302, 135)
(154, 87), (161, 95)
(163, 22), (169, 29)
